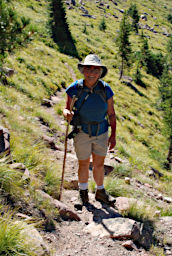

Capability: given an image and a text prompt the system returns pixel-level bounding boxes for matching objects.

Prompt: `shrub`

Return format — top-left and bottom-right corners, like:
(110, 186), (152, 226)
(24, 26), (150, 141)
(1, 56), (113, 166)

(99, 18), (107, 31)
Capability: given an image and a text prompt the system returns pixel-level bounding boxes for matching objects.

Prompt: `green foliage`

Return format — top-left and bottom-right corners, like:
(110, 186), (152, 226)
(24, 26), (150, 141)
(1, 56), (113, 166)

(161, 205), (172, 216)
(50, 0), (78, 57)
(133, 66), (146, 87)
(140, 37), (165, 78)
(116, 11), (132, 79)
(167, 14), (172, 24)
(127, 3), (140, 33)
(113, 163), (132, 178)
(0, 0), (34, 72)
(122, 201), (154, 222)
(82, 23), (88, 34)
(0, 159), (23, 195)
(99, 17), (107, 31)
(0, 213), (37, 256)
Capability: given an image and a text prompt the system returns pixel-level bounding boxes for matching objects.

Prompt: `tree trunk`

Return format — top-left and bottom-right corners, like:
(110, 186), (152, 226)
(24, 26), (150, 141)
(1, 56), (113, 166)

(167, 139), (172, 167)
(119, 57), (124, 80)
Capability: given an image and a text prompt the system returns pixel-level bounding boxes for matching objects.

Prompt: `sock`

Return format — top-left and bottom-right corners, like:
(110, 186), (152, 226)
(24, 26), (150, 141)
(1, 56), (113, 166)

(96, 184), (104, 190)
(78, 182), (88, 190)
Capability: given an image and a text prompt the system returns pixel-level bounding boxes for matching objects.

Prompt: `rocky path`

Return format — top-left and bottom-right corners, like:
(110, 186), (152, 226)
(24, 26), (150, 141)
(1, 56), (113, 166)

(38, 67), (172, 256)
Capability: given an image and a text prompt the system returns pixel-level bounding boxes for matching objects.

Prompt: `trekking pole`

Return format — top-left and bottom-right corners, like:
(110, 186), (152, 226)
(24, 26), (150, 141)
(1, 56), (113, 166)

(59, 95), (77, 201)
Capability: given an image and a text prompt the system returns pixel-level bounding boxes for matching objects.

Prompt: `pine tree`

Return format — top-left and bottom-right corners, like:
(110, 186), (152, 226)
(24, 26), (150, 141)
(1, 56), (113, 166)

(99, 17), (106, 31)
(116, 11), (132, 80)
(0, 0), (32, 77)
(159, 36), (172, 169)
(127, 4), (140, 33)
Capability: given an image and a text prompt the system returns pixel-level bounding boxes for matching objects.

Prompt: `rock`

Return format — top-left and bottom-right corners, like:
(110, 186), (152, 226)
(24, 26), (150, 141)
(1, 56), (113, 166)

(146, 170), (156, 178)
(84, 218), (141, 241)
(50, 95), (61, 104)
(0, 126), (10, 155)
(156, 193), (163, 200)
(114, 156), (123, 163)
(122, 240), (138, 250)
(154, 210), (161, 217)
(125, 177), (131, 184)
(21, 168), (30, 183)
(154, 217), (172, 246)
(2, 67), (15, 77)
(150, 167), (164, 178)
(140, 14), (147, 21)
(41, 98), (53, 107)
(80, 6), (88, 14)
(163, 197), (172, 204)
(10, 162), (26, 170)
(119, 9), (124, 13)
(16, 213), (33, 221)
(144, 183), (152, 188)
(42, 135), (59, 150)
(36, 190), (81, 221)
(115, 197), (136, 212)
(15, 221), (49, 255)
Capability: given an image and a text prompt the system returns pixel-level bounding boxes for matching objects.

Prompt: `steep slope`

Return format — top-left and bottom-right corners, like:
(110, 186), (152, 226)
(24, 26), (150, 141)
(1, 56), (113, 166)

(0, 0), (172, 255)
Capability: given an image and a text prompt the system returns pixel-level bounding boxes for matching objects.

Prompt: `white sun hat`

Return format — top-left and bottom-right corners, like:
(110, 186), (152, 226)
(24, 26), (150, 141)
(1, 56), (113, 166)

(78, 54), (108, 78)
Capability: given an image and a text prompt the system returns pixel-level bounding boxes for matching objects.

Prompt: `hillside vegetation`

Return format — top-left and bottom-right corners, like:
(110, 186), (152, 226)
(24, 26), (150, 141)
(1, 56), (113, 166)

(0, 0), (172, 255)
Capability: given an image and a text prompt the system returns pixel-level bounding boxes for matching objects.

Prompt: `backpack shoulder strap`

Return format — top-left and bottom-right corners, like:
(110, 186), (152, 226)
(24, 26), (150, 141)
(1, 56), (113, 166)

(95, 80), (107, 102)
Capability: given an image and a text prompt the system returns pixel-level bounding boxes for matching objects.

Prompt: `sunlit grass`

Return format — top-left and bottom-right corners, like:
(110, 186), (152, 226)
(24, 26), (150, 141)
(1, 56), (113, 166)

(0, 212), (39, 256)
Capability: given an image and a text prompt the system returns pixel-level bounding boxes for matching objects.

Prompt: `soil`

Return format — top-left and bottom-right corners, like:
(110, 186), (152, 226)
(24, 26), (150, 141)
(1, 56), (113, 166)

(40, 91), (152, 256)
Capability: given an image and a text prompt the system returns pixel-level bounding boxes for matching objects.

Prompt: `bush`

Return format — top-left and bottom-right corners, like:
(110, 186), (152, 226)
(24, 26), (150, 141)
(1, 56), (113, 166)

(99, 18), (107, 31)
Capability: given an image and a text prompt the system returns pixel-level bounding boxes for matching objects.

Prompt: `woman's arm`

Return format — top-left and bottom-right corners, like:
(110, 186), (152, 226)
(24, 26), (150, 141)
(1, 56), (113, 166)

(63, 95), (74, 122)
(107, 97), (116, 150)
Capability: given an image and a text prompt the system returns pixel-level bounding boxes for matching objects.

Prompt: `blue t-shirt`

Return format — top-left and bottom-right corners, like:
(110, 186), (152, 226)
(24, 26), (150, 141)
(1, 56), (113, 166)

(65, 79), (114, 136)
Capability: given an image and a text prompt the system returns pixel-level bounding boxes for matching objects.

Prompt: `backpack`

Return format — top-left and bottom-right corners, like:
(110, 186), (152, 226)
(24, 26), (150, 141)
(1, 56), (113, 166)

(69, 79), (108, 138)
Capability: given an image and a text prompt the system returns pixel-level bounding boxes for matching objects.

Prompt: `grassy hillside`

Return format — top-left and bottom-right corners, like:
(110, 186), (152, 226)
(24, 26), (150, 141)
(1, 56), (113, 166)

(0, 0), (172, 254)
(0, 0), (172, 251)
(0, 0), (171, 193)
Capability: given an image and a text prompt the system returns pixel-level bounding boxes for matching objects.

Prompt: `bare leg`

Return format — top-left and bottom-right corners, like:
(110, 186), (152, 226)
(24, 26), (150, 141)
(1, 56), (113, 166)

(92, 153), (105, 186)
(78, 158), (90, 183)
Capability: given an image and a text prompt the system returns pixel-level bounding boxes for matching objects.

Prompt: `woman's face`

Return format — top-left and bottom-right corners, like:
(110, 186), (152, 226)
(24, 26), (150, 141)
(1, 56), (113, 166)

(83, 65), (102, 86)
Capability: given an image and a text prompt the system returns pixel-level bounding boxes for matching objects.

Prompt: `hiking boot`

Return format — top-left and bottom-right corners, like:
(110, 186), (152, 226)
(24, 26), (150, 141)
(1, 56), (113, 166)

(74, 189), (89, 210)
(95, 188), (116, 206)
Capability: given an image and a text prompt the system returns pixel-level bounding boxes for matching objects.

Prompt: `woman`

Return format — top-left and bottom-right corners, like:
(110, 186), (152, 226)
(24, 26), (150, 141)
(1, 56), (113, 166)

(63, 54), (116, 208)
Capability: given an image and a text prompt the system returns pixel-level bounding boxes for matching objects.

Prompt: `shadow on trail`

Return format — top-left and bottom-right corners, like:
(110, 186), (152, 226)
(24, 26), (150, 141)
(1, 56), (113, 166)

(84, 202), (121, 237)
(85, 202), (121, 223)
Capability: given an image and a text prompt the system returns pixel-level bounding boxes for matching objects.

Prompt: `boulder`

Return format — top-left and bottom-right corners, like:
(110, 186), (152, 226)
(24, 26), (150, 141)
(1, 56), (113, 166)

(0, 126), (10, 155)
(41, 98), (53, 107)
(84, 217), (141, 241)
(36, 190), (81, 221)
(15, 221), (49, 255)
(42, 135), (59, 150)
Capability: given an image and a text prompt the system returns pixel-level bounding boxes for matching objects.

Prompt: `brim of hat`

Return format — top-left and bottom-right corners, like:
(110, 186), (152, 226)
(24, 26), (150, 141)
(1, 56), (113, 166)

(78, 63), (108, 78)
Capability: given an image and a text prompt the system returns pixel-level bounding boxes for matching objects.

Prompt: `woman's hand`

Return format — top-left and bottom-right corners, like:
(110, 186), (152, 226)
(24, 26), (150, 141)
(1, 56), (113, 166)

(63, 108), (74, 123)
(108, 134), (116, 151)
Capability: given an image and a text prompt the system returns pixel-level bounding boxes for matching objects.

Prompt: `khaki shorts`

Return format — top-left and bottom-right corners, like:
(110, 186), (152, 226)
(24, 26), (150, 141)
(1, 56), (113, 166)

(73, 130), (108, 160)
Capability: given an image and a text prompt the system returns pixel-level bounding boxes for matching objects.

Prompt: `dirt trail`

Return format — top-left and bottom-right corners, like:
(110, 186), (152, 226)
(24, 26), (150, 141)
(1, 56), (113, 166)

(40, 90), (152, 256)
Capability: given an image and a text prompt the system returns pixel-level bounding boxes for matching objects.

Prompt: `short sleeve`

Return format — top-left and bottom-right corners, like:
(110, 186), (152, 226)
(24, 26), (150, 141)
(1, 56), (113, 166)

(65, 81), (78, 98)
(105, 83), (114, 100)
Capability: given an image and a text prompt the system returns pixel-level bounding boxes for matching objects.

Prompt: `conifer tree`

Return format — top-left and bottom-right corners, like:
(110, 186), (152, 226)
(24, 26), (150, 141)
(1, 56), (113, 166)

(116, 11), (132, 80)
(159, 36), (172, 169)
(0, 0), (31, 76)
(99, 17), (106, 31)
(127, 4), (140, 33)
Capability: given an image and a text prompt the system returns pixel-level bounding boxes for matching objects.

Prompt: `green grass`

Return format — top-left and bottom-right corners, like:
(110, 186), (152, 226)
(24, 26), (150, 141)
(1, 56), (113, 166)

(0, 212), (38, 256)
